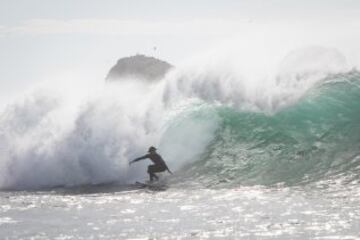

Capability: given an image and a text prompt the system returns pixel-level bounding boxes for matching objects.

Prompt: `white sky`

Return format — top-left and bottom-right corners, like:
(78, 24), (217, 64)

(0, 0), (360, 105)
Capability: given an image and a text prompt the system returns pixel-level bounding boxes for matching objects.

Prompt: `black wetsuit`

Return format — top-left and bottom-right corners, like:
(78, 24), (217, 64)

(132, 152), (170, 181)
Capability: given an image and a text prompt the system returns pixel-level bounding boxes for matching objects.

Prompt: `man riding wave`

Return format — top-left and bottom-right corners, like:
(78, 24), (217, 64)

(130, 146), (172, 182)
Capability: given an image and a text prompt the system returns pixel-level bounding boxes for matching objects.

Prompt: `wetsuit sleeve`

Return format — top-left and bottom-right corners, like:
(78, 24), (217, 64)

(131, 154), (149, 163)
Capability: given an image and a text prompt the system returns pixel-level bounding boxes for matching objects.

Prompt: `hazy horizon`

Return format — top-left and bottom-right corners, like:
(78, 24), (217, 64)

(1, 0), (360, 107)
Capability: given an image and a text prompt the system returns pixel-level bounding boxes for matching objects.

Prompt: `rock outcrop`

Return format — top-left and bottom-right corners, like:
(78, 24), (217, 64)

(106, 54), (173, 81)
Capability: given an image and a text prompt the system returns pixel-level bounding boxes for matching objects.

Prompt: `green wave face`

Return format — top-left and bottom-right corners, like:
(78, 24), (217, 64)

(177, 71), (360, 186)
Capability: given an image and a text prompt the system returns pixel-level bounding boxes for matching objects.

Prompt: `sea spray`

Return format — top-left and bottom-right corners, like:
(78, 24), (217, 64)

(0, 78), (218, 189)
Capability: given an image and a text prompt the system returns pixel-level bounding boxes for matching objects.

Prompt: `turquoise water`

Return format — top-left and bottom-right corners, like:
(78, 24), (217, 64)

(178, 71), (360, 187)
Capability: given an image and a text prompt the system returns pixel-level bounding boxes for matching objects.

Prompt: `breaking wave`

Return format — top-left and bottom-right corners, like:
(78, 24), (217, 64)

(177, 71), (360, 186)
(0, 45), (359, 190)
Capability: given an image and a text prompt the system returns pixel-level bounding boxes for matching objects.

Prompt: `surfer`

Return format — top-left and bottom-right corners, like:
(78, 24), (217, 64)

(130, 146), (172, 182)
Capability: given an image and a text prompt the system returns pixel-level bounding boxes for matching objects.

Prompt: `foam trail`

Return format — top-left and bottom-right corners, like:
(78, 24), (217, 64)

(0, 77), (218, 189)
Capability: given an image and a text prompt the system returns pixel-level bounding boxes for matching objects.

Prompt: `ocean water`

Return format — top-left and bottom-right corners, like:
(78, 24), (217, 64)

(1, 46), (360, 239)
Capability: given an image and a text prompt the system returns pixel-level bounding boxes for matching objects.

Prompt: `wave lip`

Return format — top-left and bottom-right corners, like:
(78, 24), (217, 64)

(163, 46), (350, 114)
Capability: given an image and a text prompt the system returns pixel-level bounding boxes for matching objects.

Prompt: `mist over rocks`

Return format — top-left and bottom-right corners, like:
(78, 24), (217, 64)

(106, 54), (173, 82)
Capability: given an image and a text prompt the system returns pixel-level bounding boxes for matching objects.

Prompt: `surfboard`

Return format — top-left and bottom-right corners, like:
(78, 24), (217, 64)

(135, 181), (168, 191)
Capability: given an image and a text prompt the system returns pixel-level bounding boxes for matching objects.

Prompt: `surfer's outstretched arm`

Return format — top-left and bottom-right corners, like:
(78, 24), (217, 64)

(129, 154), (149, 165)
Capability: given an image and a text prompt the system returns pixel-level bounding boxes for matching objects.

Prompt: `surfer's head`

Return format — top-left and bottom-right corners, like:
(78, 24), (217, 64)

(148, 146), (157, 153)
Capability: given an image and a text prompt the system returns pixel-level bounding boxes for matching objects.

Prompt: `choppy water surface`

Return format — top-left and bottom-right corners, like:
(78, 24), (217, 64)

(1, 179), (360, 240)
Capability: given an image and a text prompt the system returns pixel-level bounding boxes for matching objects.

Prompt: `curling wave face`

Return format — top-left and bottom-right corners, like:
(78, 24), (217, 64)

(175, 71), (360, 187)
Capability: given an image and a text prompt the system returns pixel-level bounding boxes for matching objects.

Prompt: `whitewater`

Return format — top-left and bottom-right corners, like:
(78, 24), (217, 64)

(1, 43), (360, 239)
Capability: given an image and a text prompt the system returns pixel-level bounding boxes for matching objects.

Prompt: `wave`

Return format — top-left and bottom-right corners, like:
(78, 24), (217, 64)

(0, 46), (359, 190)
(175, 71), (360, 186)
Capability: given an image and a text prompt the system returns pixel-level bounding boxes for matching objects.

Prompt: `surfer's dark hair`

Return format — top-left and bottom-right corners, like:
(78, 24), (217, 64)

(148, 146), (157, 152)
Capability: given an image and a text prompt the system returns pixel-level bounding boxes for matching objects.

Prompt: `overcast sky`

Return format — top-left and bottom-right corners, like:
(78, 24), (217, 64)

(1, 0), (360, 105)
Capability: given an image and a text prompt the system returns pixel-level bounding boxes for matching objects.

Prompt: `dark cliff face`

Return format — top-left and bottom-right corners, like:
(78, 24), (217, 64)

(106, 54), (173, 82)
